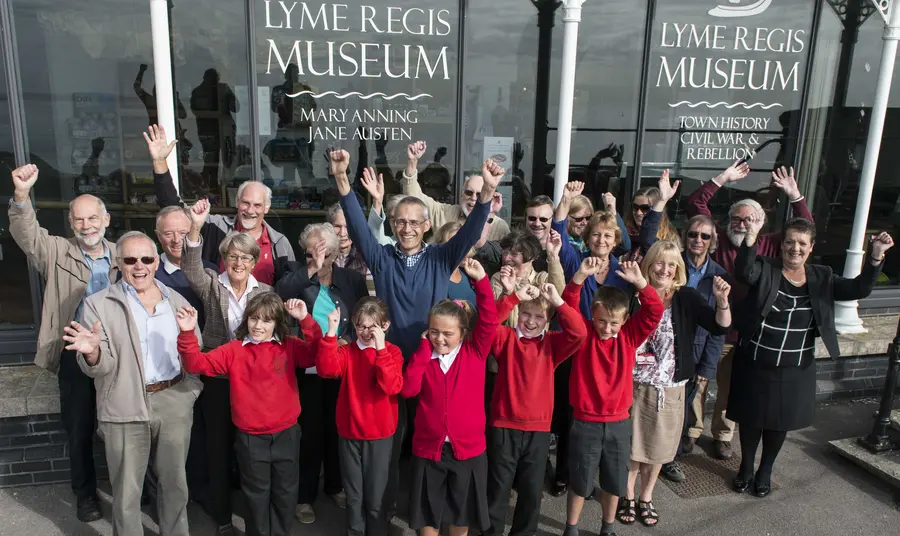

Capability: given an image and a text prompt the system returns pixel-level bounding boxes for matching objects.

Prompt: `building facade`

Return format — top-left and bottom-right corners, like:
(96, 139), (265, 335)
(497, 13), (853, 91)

(1, 0), (899, 360)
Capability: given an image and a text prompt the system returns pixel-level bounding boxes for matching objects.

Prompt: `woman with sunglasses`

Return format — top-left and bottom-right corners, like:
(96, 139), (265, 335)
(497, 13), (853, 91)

(622, 183), (681, 264)
(275, 222), (369, 524)
(183, 199), (273, 536)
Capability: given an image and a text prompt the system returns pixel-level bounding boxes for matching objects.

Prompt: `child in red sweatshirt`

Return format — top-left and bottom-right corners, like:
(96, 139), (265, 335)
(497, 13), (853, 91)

(176, 292), (321, 536)
(316, 296), (403, 536)
(484, 277), (585, 536)
(563, 257), (663, 536)
(401, 259), (499, 536)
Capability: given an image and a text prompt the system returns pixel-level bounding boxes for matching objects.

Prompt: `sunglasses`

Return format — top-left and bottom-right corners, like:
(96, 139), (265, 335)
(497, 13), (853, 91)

(571, 216), (590, 223)
(462, 189), (478, 198)
(632, 203), (651, 213)
(527, 216), (550, 223)
(122, 256), (156, 266)
(687, 231), (712, 241)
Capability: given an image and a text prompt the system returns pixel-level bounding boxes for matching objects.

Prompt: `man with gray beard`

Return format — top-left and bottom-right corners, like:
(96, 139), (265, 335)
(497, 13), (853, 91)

(686, 161), (814, 460)
(8, 164), (118, 522)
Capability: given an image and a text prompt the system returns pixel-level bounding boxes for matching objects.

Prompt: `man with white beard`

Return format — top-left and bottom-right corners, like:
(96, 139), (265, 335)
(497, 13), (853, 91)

(686, 161), (814, 460)
(8, 164), (118, 523)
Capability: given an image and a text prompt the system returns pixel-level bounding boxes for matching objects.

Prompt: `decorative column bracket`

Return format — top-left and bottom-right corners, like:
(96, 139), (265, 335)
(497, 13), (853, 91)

(868, 0), (893, 24)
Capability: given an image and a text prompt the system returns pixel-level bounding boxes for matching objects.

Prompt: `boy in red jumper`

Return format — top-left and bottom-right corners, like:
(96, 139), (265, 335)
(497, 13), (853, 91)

(316, 297), (403, 536)
(564, 257), (663, 536)
(485, 276), (586, 536)
(402, 259), (499, 536)
(176, 293), (321, 536)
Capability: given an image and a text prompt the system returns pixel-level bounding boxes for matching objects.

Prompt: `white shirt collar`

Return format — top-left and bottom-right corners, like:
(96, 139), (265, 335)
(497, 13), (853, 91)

(431, 343), (463, 374)
(242, 335), (280, 346)
(218, 271), (260, 294)
(356, 339), (373, 351)
(160, 253), (180, 275)
(516, 327), (545, 341)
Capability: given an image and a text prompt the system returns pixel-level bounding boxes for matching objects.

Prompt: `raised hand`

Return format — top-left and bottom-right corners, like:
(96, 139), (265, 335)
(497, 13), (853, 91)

(407, 141), (427, 162)
(578, 256), (607, 276)
(189, 198), (210, 234)
(490, 192), (503, 215)
(871, 232), (895, 260)
(717, 159), (751, 184)
(546, 229), (563, 259)
(329, 149), (351, 178)
(62, 320), (101, 359)
(743, 211), (764, 246)
(771, 166), (801, 200)
(461, 258), (487, 282)
(615, 260), (648, 289)
(143, 124), (177, 161)
(372, 325), (386, 350)
(603, 192), (616, 215)
(540, 283), (564, 307)
(284, 299), (308, 321)
(481, 159), (505, 191)
(498, 266), (517, 295)
(657, 169), (681, 203)
(563, 181), (585, 202)
(361, 167), (385, 206)
(11, 164), (39, 201)
(712, 276), (731, 304)
(307, 239), (329, 275)
(326, 307), (341, 336)
(515, 284), (540, 302)
(175, 306), (198, 332)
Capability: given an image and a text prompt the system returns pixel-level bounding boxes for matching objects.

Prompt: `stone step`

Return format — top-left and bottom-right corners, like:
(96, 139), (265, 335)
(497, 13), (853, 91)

(830, 438), (900, 490)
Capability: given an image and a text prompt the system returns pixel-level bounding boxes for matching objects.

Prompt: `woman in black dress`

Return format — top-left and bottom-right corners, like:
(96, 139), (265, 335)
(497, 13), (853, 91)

(729, 217), (894, 497)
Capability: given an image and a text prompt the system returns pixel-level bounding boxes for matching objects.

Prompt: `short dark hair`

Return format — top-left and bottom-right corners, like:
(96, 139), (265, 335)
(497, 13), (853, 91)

(394, 197), (430, 221)
(526, 195), (554, 210)
(499, 230), (543, 263)
(234, 292), (292, 343)
(591, 286), (630, 318)
(782, 217), (816, 242)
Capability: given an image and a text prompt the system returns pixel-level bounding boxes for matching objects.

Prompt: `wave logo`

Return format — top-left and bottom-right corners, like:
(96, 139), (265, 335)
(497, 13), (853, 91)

(708, 0), (772, 18)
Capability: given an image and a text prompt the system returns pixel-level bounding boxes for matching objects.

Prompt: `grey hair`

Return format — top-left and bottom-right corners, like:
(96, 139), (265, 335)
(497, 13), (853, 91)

(236, 180), (272, 205)
(683, 214), (719, 254)
(394, 196), (430, 221)
(155, 205), (192, 232)
(729, 198), (765, 223)
(385, 195), (407, 218)
(325, 203), (343, 224)
(69, 195), (107, 216)
(299, 223), (340, 256)
(116, 231), (158, 258)
(218, 231), (261, 262)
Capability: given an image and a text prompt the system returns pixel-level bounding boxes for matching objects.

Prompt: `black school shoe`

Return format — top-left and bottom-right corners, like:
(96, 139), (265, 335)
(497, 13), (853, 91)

(76, 495), (103, 522)
(551, 481), (568, 497)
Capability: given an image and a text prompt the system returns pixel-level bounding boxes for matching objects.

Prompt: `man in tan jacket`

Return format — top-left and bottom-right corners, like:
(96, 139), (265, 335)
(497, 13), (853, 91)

(400, 141), (511, 242)
(8, 164), (118, 522)
(63, 231), (203, 536)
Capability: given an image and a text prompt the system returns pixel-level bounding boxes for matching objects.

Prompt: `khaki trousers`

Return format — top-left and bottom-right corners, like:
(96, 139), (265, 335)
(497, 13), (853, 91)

(710, 345), (737, 441)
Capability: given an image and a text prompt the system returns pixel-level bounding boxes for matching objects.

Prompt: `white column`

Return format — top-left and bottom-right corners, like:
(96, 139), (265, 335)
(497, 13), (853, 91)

(149, 0), (179, 191)
(552, 0), (586, 205)
(835, 1), (900, 333)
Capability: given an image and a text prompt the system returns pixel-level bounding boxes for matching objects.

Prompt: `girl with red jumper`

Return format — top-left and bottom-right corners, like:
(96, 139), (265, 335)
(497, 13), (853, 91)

(176, 293), (321, 536)
(484, 277), (585, 536)
(402, 258), (499, 536)
(316, 297), (404, 536)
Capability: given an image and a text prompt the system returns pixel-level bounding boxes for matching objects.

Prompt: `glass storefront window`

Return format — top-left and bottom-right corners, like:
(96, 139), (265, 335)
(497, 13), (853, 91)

(639, 0), (816, 233)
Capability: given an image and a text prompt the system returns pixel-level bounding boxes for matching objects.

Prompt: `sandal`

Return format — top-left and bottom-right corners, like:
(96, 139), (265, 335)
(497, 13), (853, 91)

(638, 500), (659, 527)
(615, 497), (636, 525)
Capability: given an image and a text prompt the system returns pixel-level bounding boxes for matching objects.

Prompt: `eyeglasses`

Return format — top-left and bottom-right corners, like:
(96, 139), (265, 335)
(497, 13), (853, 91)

(394, 219), (424, 229)
(356, 323), (378, 332)
(226, 254), (255, 264)
(571, 216), (590, 223)
(687, 231), (712, 241)
(122, 256), (156, 266)
(632, 203), (651, 213)
(462, 189), (478, 198)
(527, 216), (550, 223)
(730, 216), (755, 226)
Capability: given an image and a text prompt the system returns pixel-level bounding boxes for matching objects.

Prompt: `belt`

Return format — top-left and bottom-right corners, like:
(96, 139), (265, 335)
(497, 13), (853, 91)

(146, 372), (184, 393)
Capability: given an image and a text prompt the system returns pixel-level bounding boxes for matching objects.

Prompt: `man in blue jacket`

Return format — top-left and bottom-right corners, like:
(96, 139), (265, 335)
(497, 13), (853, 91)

(660, 215), (729, 483)
(329, 148), (502, 518)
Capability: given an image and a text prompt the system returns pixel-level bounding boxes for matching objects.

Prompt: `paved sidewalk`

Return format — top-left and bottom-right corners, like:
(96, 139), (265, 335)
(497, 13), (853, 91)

(0, 398), (898, 536)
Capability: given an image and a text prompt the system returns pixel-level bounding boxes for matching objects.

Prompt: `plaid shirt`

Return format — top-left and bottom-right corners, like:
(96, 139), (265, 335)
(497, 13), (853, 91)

(395, 243), (428, 268)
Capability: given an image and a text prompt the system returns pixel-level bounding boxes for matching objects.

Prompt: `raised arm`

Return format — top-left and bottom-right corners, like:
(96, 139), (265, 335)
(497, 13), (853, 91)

(555, 181), (582, 223)
(183, 199), (216, 300)
(315, 335), (348, 379)
(177, 331), (234, 376)
(286, 305), (324, 369)
(545, 229), (567, 293)
(552, 217), (582, 280)
(360, 166), (396, 245)
(735, 216), (765, 286)
(399, 141), (446, 226)
(374, 344), (404, 396)
(331, 150), (387, 274)
(144, 125), (184, 208)
(832, 233), (893, 301)
(401, 338), (433, 398)
(8, 165), (64, 276)
(687, 160), (749, 218)
(639, 169), (680, 253)
(683, 283), (731, 337)
(616, 262), (663, 345)
(463, 260), (500, 359)
(758, 167), (814, 249)
(546, 284), (588, 365)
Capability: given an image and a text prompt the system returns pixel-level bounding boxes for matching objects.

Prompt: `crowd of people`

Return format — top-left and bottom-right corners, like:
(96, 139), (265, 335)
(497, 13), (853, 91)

(8, 124), (895, 536)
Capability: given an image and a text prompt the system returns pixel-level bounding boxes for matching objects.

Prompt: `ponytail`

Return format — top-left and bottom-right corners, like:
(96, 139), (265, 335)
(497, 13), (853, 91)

(428, 298), (477, 338)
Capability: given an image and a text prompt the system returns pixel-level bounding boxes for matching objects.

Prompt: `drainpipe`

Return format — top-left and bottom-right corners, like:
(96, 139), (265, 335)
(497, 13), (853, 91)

(835, 0), (900, 333)
(149, 0), (179, 192)
(552, 0), (586, 205)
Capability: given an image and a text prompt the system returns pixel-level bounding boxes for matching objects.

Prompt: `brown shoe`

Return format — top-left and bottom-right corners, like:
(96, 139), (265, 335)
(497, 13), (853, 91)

(681, 436), (696, 454)
(714, 440), (733, 460)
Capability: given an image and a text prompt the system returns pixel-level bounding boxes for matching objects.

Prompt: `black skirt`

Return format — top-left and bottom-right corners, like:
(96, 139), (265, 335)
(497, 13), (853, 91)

(726, 348), (816, 431)
(409, 443), (489, 531)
